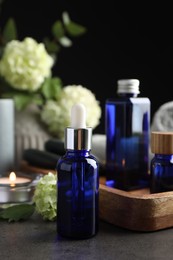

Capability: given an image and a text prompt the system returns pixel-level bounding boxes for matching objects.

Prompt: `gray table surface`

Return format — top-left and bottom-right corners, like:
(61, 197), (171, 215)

(0, 212), (173, 260)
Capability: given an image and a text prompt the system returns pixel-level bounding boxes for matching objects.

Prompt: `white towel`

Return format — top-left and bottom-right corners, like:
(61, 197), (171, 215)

(151, 101), (173, 131)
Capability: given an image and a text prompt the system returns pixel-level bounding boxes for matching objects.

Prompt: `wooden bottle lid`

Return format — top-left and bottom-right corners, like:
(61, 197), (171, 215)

(151, 131), (173, 154)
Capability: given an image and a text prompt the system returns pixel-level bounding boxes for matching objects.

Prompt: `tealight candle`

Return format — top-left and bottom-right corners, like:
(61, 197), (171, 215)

(0, 172), (31, 187)
(0, 172), (42, 204)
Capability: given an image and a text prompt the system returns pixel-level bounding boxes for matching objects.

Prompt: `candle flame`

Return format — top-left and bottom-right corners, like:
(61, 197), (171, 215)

(9, 172), (16, 186)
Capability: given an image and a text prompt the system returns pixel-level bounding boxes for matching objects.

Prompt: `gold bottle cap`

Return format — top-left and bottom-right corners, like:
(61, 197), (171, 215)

(151, 131), (173, 154)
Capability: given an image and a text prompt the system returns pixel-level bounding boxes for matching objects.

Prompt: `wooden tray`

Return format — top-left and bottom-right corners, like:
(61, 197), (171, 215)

(20, 161), (173, 232)
(99, 179), (173, 232)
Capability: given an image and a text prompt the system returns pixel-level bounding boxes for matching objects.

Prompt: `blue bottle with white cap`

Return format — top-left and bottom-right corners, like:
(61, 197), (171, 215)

(105, 79), (150, 191)
(57, 103), (99, 239)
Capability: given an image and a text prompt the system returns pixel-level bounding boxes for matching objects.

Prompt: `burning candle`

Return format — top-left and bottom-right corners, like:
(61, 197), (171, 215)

(0, 172), (42, 204)
(0, 172), (31, 187)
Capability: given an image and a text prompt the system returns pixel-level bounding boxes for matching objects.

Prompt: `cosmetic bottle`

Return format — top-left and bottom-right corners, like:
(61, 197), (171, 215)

(105, 79), (150, 191)
(150, 131), (173, 193)
(56, 103), (99, 239)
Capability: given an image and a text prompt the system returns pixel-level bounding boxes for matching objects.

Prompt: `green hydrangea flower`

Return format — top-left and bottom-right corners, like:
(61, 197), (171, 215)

(0, 37), (54, 91)
(40, 85), (102, 139)
(33, 172), (57, 221)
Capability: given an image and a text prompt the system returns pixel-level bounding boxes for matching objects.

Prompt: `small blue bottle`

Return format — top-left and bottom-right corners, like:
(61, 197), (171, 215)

(150, 131), (173, 193)
(57, 103), (99, 239)
(105, 79), (150, 191)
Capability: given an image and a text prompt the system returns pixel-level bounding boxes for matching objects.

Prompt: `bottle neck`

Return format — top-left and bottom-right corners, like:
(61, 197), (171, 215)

(65, 149), (90, 157)
(117, 93), (138, 98)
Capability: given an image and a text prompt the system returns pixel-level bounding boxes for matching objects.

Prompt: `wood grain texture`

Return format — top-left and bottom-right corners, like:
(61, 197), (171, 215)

(20, 161), (173, 232)
(99, 180), (173, 232)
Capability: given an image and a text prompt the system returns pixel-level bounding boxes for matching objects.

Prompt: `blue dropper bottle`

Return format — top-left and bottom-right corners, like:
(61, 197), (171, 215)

(57, 103), (99, 239)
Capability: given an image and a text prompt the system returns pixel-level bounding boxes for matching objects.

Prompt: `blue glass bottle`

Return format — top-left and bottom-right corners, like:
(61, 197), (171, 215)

(150, 131), (173, 193)
(57, 103), (99, 239)
(105, 79), (150, 191)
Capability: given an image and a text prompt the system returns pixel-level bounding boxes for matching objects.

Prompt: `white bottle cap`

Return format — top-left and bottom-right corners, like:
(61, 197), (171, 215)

(117, 79), (140, 94)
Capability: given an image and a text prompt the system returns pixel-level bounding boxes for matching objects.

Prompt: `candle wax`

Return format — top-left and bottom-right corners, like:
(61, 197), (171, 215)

(0, 177), (31, 186)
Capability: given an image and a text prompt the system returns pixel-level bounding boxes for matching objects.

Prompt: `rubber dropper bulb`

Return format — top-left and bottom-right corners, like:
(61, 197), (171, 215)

(71, 103), (86, 129)
(65, 103), (91, 150)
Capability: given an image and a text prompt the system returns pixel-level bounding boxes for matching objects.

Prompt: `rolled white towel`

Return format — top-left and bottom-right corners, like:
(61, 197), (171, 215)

(151, 101), (173, 131)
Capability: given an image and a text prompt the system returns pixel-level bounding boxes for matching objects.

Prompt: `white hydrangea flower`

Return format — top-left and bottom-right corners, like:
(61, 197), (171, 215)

(0, 37), (54, 91)
(33, 172), (57, 221)
(41, 85), (102, 139)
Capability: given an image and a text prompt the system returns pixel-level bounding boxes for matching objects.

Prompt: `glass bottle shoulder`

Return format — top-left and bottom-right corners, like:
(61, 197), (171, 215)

(57, 150), (98, 168)
(106, 96), (132, 104)
(106, 95), (150, 105)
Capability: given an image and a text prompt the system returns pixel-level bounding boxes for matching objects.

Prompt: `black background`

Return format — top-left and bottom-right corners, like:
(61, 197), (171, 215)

(1, 0), (173, 134)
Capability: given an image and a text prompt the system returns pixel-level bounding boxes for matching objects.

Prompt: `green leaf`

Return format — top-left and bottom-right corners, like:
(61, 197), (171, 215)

(13, 94), (37, 110)
(3, 18), (17, 43)
(43, 37), (60, 54)
(41, 77), (62, 100)
(52, 20), (65, 40)
(64, 21), (87, 37)
(0, 204), (35, 222)
(32, 95), (44, 107)
(2, 93), (43, 110)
